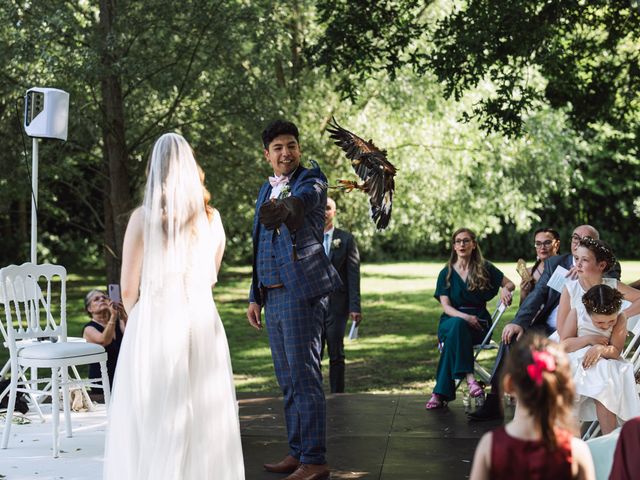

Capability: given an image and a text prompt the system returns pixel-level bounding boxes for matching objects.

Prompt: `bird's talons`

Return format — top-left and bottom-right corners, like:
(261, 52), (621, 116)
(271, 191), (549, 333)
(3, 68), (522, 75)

(337, 179), (364, 192)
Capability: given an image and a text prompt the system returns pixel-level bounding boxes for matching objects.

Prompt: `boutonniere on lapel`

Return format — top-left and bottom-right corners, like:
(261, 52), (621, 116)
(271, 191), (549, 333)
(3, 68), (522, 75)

(332, 238), (342, 249)
(278, 184), (291, 199)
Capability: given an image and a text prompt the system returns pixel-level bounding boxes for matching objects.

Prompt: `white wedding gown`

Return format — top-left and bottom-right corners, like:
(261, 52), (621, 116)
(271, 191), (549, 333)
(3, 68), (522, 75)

(103, 211), (244, 479)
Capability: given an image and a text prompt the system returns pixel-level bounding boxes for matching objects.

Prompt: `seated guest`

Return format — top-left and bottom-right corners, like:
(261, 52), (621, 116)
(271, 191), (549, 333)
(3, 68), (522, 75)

(425, 228), (515, 410)
(557, 240), (640, 433)
(82, 289), (127, 387)
(469, 225), (621, 421)
(561, 286), (640, 433)
(469, 334), (595, 480)
(556, 238), (640, 334)
(609, 417), (640, 480)
(517, 227), (560, 305)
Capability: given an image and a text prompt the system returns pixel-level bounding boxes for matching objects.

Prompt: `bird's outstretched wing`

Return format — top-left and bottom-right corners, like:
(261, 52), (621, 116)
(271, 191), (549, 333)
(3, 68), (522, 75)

(327, 117), (396, 230)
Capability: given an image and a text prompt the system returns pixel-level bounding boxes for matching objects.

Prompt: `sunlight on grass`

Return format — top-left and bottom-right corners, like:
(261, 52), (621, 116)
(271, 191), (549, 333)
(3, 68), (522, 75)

(236, 347), (273, 358)
(2, 261), (640, 394)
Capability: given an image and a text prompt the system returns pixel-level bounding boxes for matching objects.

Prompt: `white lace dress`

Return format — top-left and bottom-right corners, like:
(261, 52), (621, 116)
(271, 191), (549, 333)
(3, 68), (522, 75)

(565, 279), (640, 423)
(103, 211), (244, 479)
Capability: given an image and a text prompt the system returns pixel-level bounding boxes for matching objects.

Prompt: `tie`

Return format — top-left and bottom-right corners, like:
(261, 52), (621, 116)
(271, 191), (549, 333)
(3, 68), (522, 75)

(269, 175), (289, 188)
(323, 233), (330, 256)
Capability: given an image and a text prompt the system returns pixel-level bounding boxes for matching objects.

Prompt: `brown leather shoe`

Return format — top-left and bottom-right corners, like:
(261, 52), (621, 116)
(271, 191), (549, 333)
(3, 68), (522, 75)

(263, 455), (300, 473)
(283, 463), (330, 480)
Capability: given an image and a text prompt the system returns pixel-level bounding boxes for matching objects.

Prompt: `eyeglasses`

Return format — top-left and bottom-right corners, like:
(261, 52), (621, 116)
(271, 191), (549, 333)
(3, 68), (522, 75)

(571, 233), (583, 243)
(454, 238), (473, 245)
(90, 294), (108, 303)
(534, 240), (555, 249)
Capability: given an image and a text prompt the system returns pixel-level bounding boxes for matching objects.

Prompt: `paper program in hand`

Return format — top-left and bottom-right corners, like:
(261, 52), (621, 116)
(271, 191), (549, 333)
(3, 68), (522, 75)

(348, 319), (358, 340)
(547, 265), (569, 293)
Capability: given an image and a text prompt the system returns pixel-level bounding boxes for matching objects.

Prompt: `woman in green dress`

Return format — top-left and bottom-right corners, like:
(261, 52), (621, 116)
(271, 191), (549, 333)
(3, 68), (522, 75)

(426, 228), (515, 409)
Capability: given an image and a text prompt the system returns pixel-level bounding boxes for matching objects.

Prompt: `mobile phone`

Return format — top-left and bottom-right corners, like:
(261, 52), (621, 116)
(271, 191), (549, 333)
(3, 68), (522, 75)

(108, 284), (121, 303)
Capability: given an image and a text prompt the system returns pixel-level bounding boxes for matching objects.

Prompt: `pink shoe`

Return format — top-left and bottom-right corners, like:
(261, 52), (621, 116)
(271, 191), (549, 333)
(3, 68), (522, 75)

(468, 379), (484, 398)
(425, 393), (447, 410)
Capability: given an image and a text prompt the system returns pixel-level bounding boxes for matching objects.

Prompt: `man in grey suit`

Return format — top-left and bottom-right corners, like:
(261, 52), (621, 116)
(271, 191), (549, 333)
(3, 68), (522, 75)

(321, 197), (361, 393)
(469, 224), (621, 420)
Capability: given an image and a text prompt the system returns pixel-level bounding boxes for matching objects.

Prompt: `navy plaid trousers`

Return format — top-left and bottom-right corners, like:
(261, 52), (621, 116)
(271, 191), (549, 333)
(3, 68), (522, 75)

(264, 287), (328, 464)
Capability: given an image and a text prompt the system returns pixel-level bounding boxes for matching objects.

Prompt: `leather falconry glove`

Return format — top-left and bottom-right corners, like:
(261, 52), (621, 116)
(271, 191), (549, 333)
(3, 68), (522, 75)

(259, 197), (304, 231)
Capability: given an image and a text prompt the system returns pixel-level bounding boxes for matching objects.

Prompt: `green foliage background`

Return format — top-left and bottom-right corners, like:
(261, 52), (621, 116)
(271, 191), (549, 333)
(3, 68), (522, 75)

(0, 0), (638, 273)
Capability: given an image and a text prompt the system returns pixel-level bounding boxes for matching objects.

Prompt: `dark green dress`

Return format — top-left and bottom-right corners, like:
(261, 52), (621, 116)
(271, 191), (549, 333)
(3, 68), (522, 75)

(433, 261), (504, 401)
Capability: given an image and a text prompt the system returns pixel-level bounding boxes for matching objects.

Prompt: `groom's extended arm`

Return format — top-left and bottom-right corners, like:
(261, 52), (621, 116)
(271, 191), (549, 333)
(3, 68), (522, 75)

(259, 167), (327, 231)
(290, 167), (328, 212)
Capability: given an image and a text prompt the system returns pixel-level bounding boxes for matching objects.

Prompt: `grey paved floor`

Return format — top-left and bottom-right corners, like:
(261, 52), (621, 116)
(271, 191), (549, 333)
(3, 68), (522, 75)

(0, 393), (505, 479)
(239, 394), (506, 480)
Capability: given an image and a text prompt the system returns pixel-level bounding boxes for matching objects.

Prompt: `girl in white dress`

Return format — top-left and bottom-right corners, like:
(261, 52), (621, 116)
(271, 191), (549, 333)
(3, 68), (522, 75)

(103, 133), (245, 479)
(558, 237), (640, 434)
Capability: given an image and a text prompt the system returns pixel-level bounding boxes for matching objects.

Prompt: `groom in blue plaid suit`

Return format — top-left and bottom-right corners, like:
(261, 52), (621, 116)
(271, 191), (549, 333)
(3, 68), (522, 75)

(247, 120), (341, 480)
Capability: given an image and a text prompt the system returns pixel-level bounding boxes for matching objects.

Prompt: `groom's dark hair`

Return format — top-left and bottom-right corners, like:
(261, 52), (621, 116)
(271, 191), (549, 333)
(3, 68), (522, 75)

(262, 120), (299, 149)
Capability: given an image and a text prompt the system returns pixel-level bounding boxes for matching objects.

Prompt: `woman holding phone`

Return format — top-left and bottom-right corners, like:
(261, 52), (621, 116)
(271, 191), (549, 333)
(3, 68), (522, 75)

(82, 289), (127, 387)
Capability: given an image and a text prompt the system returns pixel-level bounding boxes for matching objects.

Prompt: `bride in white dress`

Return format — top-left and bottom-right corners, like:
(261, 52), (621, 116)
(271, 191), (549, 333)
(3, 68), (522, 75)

(103, 133), (244, 479)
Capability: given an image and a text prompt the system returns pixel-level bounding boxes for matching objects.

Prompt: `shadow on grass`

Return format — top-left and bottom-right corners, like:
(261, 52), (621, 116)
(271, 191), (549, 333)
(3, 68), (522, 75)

(0, 263), (518, 395)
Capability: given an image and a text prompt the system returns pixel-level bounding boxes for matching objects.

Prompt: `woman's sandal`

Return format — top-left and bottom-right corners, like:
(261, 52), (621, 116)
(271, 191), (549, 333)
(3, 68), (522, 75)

(425, 393), (447, 410)
(468, 379), (484, 398)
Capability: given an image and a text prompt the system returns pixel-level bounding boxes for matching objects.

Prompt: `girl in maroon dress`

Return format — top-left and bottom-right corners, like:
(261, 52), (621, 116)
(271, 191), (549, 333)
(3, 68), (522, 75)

(470, 334), (595, 480)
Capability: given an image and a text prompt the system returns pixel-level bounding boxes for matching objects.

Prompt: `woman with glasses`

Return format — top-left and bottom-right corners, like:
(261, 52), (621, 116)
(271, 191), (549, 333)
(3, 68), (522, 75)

(82, 289), (128, 387)
(518, 228), (561, 304)
(426, 228), (515, 410)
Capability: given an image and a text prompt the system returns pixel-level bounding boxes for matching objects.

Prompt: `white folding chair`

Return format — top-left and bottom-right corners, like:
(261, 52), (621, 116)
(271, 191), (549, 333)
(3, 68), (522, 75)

(586, 427), (621, 480)
(582, 313), (640, 440)
(0, 263), (111, 457)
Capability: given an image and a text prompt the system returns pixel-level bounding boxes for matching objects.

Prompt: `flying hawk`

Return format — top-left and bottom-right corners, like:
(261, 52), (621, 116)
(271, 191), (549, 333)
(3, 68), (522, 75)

(326, 117), (396, 230)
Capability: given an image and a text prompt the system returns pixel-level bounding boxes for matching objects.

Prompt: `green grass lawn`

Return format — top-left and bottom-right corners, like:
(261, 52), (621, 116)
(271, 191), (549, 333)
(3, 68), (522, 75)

(3, 261), (640, 395)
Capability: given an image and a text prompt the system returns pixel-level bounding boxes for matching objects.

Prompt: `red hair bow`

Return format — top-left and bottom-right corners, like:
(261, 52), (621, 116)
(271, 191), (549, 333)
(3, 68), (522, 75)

(527, 350), (556, 386)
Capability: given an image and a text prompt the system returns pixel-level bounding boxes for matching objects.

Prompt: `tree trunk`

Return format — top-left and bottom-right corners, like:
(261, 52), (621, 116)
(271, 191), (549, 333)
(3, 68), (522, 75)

(290, 0), (303, 78)
(17, 198), (27, 246)
(99, 0), (132, 284)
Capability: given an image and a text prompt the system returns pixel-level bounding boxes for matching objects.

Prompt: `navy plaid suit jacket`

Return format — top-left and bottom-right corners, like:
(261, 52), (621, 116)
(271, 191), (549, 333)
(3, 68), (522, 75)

(250, 165), (342, 305)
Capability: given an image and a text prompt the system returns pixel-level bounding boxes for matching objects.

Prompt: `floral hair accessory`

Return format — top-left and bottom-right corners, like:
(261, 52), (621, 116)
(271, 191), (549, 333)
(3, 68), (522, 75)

(527, 350), (556, 386)
(579, 237), (617, 266)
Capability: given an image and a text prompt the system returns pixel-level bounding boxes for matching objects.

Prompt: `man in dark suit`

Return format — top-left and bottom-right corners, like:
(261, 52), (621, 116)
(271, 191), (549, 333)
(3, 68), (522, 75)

(247, 120), (341, 480)
(322, 197), (361, 393)
(469, 224), (621, 421)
